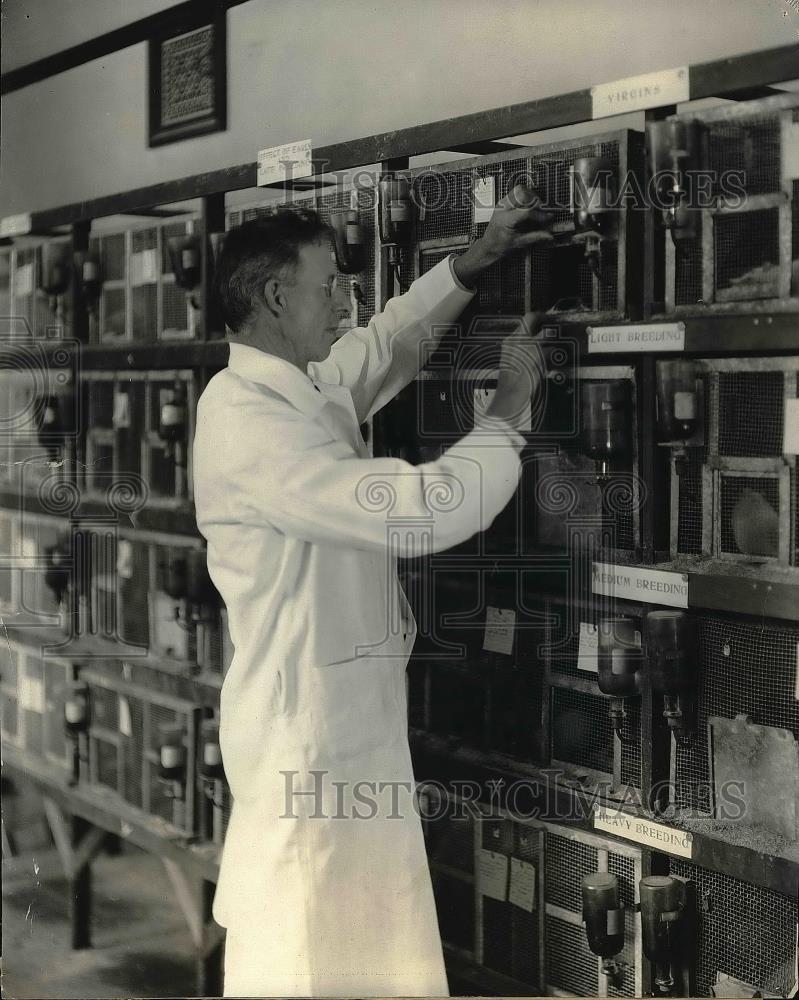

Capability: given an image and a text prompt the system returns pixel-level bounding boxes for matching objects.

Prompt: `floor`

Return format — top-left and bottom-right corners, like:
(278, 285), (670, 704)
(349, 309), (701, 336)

(3, 846), (198, 999)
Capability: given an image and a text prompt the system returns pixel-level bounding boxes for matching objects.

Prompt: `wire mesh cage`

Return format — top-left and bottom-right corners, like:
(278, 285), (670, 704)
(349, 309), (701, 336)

(664, 93), (799, 314)
(30, 238), (73, 341)
(200, 758), (232, 847)
(408, 570), (546, 759)
(145, 372), (194, 502)
(226, 184), (377, 330)
(88, 218), (201, 343)
(10, 247), (38, 337)
(667, 357), (799, 566)
(130, 228), (159, 343)
(383, 365), (537, 555)
(407, 132), (642, 320)
(0, 642), (20, 744)
(195, 608), (232, 678)
(478, 817), (542, 985)
(0, 362), (77, 496)
(545, 595), (643, 792)
(83, 664), (201, 837)
(0, 638), (73, 772)
(315, 185), (378, 327)
(672, 612), (799, 821)
(15, 514), (63, 625)
(0, 248), (11, 334)
(160, 220), (196, 340)
(541, 824), (641, 997)
(81, 369), (194, 505)
(421, 789), (643, 994)
(0, 511), (14, 614)
(419, 789), (475, 956)
(668, 858), (798, 997)
(116, 536), (150, 650)
(533, 366), (640, 558)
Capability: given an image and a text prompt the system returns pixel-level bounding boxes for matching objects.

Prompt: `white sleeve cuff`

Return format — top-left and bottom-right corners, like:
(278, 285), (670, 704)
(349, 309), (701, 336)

(471, 412), (527, 450)
(447, 252), (475, 293)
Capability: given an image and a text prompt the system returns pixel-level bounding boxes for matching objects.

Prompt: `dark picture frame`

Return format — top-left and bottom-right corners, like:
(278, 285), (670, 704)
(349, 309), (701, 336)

(147, 9), (227, 148)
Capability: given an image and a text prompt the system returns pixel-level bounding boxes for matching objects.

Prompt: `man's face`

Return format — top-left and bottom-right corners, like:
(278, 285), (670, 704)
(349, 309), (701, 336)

(283, 241), (352, 364)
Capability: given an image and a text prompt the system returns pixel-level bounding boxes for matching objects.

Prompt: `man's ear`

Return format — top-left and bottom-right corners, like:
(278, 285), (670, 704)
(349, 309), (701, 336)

(262, 278), (286, 318)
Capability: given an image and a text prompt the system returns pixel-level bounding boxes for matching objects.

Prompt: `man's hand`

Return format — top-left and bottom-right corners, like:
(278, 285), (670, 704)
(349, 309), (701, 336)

(453, 185), (554, 289)
(483, 312), (547, 432)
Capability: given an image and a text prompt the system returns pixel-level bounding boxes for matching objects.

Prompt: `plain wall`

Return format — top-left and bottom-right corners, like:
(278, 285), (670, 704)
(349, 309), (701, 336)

(0, 0), (795, 216)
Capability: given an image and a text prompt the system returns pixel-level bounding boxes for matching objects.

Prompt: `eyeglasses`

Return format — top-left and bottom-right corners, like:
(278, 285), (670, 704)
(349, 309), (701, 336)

(321, 276), (339, 299)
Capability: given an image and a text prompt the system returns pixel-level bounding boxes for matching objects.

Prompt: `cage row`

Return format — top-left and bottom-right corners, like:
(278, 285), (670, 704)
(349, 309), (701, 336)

(4, 93), (799, 342)
(3, 627), (794, 997)
(0, 367), (198, 503)
(419, 799), (797, 997)
(0, 184), (377, 343)
(0, 642), (230, 846)
(0, 511), (231, 678)
(405, 573), (799, 850)
(381, 354), (799, 567)
(1, 352), (796, 568)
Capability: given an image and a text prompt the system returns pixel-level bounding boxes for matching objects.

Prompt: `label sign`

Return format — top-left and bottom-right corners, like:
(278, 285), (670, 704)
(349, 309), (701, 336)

(591, 66), (689, 119)
(14, 262), (34, 298)
(785, 123), (799, 181)
(478, 849), (509, 901)
(117, 540), (134, 580)
(130, 249), (157, 285)
(483, 606), (516, 655)
(257, 139), (313, 187)
(474, 176), (496, 224)
(587, 322), (685, 353)
(593, 562), (689, 609)
(118, 695), (133, 738)
(0, 212), (32, 238)
(577, 622), (599, 673)
(112, 390), (130, 429)
(784, 399), (799, 455)
(509, 858), (537, 911)
(594, 808), (694, 858)
(20, 673), (45, 714)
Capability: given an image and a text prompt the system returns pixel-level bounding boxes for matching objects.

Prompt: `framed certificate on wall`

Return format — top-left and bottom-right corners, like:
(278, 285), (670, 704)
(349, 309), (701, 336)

(148, 10), (227, 147)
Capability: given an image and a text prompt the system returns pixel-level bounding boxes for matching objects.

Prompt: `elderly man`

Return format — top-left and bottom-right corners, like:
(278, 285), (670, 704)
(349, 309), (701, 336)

(192, 185), (551, 998)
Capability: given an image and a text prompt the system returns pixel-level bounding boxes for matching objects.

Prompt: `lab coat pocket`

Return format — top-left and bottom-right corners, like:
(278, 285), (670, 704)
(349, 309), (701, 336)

(271, 663), (297, 719)
(311, 656), (407, 764)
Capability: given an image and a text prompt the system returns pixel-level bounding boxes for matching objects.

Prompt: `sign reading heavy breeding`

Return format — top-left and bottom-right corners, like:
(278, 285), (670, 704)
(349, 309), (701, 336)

(594, 808), (694, 858)
(592, 562), (689, 609)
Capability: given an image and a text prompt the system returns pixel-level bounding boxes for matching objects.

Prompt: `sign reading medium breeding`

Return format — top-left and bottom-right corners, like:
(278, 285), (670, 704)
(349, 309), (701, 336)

(592, 562), (689, 609)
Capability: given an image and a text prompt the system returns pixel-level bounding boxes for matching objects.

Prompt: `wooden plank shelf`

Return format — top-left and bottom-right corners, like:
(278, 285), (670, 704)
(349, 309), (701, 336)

(557, 311), (799, 358)
(0, 44), (792, 231)
(409, 730), (799, 899)
(2, 747), (221, 882)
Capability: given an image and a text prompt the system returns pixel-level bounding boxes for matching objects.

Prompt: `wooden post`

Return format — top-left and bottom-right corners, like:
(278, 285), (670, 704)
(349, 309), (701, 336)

(642, 107), (674, 321)
(42, 797), (105, 950)
(69, 815), (93, 950)
(162, 858), (225, 996)
(200, 192), (226, 340)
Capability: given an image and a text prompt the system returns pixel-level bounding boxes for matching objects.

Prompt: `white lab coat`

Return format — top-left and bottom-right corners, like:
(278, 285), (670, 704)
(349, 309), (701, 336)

(192, 257), (525, 997)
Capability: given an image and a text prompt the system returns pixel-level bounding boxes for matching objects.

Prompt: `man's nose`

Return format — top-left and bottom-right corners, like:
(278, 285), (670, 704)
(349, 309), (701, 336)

(332, 287), (352, 316)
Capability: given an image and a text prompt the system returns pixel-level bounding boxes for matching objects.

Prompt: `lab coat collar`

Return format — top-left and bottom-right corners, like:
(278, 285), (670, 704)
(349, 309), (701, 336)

(227, 341), (327, 417)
